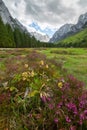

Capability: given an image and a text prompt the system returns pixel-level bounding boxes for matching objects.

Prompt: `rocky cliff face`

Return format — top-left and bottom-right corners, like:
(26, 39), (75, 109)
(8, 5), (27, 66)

(31, 32), (50, 42)
(50, 12), (87, 43)
(76, 12), (87, 29)
(0, 0), (28, 33)
(0, 0), (50, 42)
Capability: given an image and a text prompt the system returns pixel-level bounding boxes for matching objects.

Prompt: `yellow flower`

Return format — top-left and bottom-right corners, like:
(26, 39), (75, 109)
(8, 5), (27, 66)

(58, 82), (63, 88)
(31, 70), (35, 77)
(40, 60), (44, 65)
(22, 72), (28, 77)
(24, 64), (28, 68)
(22, 72), (29, 80)
(40, 92), (49, 98)
(46, 64), (49, 69)
(22, 77), (26, 81)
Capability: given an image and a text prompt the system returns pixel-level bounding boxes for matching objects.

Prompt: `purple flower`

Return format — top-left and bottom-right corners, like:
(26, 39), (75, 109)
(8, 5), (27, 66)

(79, 101), (85, 108)
(79, 110), (87, 124)
(84, 110), (87, 116)
(66, 102), (77, 115)
(57, 102), (63, 108)
(65, 116), (71, 123)
(41, 96), (47, 103)
(70, 125), (76, 130)
(48, 104), (54, 110)
(47, 97), (51, 102)
(79, 120), (83, 125)
(80, 113), (85, 121)
(54, 118), (58, 123)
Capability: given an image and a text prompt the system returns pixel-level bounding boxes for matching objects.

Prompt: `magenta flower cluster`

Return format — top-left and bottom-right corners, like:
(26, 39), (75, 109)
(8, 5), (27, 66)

(41, 75), (87, 129)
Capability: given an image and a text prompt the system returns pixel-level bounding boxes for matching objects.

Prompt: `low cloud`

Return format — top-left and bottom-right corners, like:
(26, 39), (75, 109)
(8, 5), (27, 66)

(2, 0), (87, 36)
(78, 0), (87, 7)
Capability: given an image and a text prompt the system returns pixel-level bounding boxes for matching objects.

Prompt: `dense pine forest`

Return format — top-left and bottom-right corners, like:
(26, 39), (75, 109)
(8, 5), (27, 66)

(0, 17), (54, 48)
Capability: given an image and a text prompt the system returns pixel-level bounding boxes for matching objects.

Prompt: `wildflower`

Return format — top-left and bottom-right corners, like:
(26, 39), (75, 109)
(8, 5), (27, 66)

(40, 60), (44, 65)
(65, 116), (71, 123)
(46, 64), (49, 68)
(57, 102), (63, 108)
(79, 120), (83, 125)
(24, 64), (28, 68)
(22, 77), (26, 81)
(70, 126), (76, 130)
(40, 92), (50, 103)
(54, 118), (58, 123)
(58, 82), (63, 88)
(48, 104), (54, 110)
(66, 102), (78, 115)
(22, 72), (28, 77)
(40, 92), (48, 98)
(22, 72), (29, 80)
(31, 70), (35, 77)
(41, 96), (47, 103)
(84, 110), (87, 114)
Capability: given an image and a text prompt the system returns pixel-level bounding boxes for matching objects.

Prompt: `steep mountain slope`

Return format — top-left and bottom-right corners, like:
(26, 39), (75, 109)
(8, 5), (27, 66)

(56, 28), (87, 47)
(0, 0), (50, 42)
(0, 0), (28, 33)
(50, 12), (87, 43)
(0, 0), (53, 47)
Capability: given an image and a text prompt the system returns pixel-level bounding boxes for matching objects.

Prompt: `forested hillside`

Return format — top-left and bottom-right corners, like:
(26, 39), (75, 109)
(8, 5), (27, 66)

(56, 28), (87, 47)
(0, 17), (54, 48)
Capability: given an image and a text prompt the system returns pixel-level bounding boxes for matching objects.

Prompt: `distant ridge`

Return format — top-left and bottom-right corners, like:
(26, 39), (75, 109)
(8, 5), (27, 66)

(50, 12), (87, 43)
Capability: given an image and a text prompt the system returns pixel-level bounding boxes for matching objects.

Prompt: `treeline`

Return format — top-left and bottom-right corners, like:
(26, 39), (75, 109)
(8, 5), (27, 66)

(0, 17), (54, 48)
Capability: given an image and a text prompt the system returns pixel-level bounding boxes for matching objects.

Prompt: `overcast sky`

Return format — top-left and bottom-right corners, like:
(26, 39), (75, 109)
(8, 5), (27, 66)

(3, 0), (87, 37)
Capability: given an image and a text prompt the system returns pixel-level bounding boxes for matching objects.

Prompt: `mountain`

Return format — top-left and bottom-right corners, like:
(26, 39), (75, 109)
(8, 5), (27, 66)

(0, 0), (50, 43)
(0, 0), (28, 33)
(56, 28), (87, 47)
(50, 24), (74, 43)
(50, 12), (87, 43)
(31, 32), (50, 42)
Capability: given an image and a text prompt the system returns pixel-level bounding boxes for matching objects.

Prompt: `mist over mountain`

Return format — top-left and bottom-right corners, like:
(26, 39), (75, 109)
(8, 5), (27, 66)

(31, 32), (50, 42)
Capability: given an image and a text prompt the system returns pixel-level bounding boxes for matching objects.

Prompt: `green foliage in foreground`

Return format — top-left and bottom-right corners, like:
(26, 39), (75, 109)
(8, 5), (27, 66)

(56, 28), (87, 47)
(0, 51), (87, 130)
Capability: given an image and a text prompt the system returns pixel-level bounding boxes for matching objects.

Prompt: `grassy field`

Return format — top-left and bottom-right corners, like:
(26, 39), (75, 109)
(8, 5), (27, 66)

(0, 48), (87, 86)
(0, 48), (87, 129)
(38, 48), (87, 86)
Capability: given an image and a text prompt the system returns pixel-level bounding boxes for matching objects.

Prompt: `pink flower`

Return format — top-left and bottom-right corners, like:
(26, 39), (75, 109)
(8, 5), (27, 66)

(65, 116), (71, 123)
(48, 104), (54, 110)
(54, 118), (58, 123)
(70, 125), (76, 130)
(57, 102), (63, 108)
(41, 96), (47, 103)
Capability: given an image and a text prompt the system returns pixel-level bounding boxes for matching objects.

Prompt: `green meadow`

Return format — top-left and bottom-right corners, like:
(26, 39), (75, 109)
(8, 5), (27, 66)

(39, 48), (87, 86)
(0, 48), (87, 130)
(0, 48), (87, 86)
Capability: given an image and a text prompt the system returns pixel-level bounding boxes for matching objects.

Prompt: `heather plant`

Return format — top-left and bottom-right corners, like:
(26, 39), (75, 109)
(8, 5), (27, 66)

(0, 51), (87, 130)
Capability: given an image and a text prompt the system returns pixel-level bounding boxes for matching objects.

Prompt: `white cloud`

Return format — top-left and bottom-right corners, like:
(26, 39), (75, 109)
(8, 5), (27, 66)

(2, 0), (87, 36)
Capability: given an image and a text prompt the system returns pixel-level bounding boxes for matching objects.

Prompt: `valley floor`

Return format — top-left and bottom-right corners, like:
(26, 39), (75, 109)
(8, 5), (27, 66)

(0, 48), (87, 130)
(40, 48), (87, 86)
(0, 48), (87, 86)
